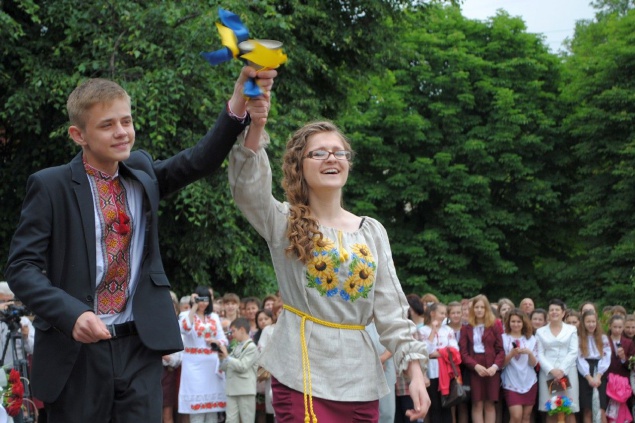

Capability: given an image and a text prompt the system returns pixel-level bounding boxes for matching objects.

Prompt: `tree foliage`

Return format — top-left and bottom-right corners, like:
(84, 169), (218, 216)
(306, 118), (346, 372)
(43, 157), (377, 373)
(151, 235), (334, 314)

(2, 0), (635, 309)
(561, 8), (635, 306)
(339, 5), (574, 303)
(0, 0), (417, 297)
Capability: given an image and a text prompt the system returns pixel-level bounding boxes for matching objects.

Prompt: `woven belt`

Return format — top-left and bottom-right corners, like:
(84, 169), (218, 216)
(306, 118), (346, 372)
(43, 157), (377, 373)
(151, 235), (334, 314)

(106, 321), (137, 339)
(283, 304), (364, 423)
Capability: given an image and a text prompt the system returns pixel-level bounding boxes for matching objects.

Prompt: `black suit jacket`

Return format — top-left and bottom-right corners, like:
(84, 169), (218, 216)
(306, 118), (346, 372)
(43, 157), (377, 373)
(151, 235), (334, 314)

(5, 109), (247, 402)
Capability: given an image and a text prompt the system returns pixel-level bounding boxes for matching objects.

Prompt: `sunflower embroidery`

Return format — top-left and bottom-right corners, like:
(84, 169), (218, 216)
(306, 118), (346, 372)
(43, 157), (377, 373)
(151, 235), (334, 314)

(304, 235), (376, 302)
(313, 234), (336, 253)
(351, 243), (374, 263)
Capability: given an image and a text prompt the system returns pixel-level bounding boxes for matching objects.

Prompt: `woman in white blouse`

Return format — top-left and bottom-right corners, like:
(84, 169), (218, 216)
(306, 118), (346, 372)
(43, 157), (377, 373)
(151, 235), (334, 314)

(420, 303), (458, 423)
(502, 309), (538, 423)
(576, 310), (610, 423)
(228, 99), (430, 422)
(536, 299), (580, 423)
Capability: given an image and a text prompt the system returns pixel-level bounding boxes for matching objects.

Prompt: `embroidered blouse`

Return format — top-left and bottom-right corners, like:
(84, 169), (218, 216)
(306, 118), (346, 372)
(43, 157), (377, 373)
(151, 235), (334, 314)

(228, 131), (428, 402)
(420, 325), (458, 379)
(501, 333), (539, 393)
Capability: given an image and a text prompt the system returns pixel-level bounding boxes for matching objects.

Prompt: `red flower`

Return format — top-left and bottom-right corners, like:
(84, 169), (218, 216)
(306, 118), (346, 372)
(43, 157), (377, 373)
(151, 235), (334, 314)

(8, 370), (19, 384)
(3, 369), (24, 417)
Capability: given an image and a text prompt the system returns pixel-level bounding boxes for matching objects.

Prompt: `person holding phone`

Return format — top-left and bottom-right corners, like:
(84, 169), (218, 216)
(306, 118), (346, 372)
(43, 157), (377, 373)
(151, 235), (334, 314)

(606, 314), (635, 379)
(502, 309), (538, 423)
(178, 285), (228, 423)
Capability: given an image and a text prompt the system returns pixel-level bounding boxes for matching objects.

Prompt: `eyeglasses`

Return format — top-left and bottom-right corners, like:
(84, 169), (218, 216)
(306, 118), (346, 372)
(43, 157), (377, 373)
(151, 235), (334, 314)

(304, 149), (352, 161)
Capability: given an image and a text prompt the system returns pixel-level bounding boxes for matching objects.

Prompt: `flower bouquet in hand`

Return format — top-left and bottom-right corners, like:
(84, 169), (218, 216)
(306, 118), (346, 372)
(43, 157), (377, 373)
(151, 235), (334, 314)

(1, 369), (24, 417)
(546, 395), (573, 423)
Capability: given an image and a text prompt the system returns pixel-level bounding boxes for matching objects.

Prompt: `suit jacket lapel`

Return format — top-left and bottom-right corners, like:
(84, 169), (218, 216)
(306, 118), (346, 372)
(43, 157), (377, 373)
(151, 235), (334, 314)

(70, 153), (97, 289)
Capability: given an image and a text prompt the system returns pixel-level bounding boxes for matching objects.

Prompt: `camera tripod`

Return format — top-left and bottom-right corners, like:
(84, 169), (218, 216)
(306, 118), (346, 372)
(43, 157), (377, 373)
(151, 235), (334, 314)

(0, 321), (36, 423)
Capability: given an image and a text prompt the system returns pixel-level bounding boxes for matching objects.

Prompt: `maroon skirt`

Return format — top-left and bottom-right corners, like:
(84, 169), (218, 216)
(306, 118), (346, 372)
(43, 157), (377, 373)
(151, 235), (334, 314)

(271, 376), (379, 423)
(161, 366), (178, 407)
(503, 383), (538, 407)
(469, 354), (501, 402)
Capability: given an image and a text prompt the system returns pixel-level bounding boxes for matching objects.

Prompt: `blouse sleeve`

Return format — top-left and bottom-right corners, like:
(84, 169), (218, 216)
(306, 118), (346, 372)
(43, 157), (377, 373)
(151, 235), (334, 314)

(577, 339), (591, 377)
(180, 312), (195, 334)
(563, 326), (579, 373)
(420, 326), (436, 355)
(371, 220), (428, 376)
(228, 128), (288, 243)
(598, 335), (611, 375)
(213, 313), (228, 346)
(537, 329), (555, 375)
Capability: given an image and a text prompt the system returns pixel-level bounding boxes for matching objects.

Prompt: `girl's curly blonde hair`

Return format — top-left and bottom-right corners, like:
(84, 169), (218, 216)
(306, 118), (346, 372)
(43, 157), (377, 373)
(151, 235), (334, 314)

(281, 121), (352, 264)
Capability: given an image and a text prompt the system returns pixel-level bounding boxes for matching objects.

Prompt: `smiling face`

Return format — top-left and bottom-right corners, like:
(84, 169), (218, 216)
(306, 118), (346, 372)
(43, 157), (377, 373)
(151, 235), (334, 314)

(531, 312), (546, 330)
(69, 97), (135, 175)
(301, 132), (350, 195)
(509, 314), (524, 335)
(245, 302), (259, 321)
(584, 314), (597, 334)
(548, 304), (565, 323)
(431, 305), (447, 323)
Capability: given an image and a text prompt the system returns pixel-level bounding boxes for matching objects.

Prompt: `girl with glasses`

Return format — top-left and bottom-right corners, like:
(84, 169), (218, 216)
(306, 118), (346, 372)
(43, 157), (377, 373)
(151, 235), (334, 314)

(228, 100), (430, 422)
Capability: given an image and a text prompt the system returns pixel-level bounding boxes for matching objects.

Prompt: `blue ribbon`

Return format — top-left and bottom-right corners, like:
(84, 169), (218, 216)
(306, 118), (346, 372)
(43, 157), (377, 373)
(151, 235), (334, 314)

(200, 48), (234, 66)
(218, 8), (249, 43)
(243, 79), (263, 98)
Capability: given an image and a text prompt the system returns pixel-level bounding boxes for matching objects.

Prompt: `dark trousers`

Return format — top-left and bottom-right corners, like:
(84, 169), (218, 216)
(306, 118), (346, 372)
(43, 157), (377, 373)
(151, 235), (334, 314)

(427, 378), (453, 423)
(45, 334), (163, 423)
(395, 394), (414, 423)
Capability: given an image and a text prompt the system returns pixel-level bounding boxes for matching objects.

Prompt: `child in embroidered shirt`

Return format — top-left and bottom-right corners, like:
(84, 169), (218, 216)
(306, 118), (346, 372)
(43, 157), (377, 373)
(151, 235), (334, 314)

(217, 318), (259, 423)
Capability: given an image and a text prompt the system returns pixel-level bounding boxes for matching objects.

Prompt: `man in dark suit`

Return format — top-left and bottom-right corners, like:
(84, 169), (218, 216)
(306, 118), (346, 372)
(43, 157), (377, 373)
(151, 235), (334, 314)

(5, 66), (275, 422)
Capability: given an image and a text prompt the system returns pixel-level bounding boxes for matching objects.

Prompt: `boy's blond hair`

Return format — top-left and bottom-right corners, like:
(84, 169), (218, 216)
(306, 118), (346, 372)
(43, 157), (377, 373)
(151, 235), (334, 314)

(67, 78), (130, 129)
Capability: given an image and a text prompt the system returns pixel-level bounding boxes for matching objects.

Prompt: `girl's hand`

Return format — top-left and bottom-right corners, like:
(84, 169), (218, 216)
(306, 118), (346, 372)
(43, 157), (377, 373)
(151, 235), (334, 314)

(475, 364), (488, 377)
(550, 369), (565, 379)
(486, 366), (498, 377)
(617, 346), (626, 360)
(404, 361), (431, 421)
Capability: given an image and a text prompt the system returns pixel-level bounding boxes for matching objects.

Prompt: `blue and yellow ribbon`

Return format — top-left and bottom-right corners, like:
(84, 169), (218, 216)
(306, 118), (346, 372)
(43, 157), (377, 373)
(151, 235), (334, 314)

(200, 8), (288, 97)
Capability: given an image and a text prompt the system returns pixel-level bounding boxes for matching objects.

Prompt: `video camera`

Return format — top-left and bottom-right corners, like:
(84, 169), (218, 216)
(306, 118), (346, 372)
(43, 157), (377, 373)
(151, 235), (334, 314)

(0, 304), (31, 330)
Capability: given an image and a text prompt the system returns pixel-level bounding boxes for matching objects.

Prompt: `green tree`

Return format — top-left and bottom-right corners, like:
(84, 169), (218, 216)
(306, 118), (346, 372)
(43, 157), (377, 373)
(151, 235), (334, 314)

(339, 5), (573, 303)
(0, 0), (422, 297)
(561, 8), (635, 308)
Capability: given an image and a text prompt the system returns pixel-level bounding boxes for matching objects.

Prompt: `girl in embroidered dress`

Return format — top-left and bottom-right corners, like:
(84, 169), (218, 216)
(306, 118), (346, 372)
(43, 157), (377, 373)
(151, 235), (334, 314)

(228, 106), (430, 422)
(459, 294), (504, 423)
(178, 286), (228, 423)
(421, 302), (458, 423)
(502, 309), (538, 423)
(577, 310), (610, 423)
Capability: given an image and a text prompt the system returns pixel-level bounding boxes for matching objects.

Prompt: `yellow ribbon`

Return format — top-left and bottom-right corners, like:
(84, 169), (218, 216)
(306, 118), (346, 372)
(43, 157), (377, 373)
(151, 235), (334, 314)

(283, 304), (364, 423)
(337, 230), (349, 262)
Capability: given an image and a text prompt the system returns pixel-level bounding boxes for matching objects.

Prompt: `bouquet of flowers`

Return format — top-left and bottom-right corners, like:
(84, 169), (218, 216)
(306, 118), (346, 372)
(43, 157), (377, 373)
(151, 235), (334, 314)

(546, 394), (573, 423)
(627, 355), (635, 370)
(1, 369), (24, 417)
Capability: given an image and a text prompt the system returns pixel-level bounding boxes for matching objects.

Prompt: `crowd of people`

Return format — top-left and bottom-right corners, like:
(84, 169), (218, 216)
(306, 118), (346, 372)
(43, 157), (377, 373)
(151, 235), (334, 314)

(394, 294), (635, 423)
(156, 290), (635, 423)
